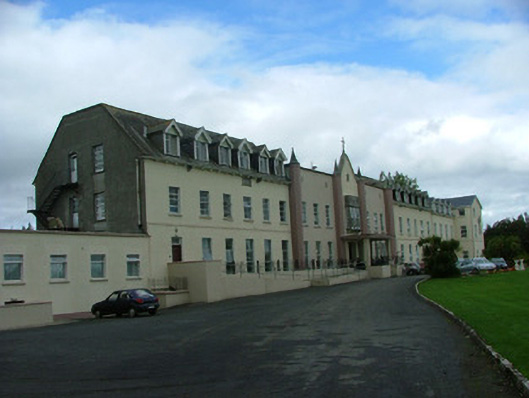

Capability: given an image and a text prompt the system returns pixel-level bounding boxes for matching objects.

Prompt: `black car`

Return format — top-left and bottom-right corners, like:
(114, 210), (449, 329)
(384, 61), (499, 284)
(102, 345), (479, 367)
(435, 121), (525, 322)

(91, 289), (159, 318)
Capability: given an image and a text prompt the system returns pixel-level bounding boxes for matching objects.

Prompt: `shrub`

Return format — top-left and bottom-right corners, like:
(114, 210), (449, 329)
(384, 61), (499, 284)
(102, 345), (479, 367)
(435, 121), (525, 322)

(418, 236), (461, 278)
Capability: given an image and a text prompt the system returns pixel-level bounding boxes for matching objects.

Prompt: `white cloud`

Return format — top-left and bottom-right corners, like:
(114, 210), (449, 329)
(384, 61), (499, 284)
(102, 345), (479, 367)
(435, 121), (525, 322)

(0, 0), (527, 229)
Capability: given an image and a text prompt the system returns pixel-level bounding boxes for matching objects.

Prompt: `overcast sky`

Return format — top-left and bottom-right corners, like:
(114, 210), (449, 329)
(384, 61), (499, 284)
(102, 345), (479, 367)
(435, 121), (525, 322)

(1, 0), (528, 229)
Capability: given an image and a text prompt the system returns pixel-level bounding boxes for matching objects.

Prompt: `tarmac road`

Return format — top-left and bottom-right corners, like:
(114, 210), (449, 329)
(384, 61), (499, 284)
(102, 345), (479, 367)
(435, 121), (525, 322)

(0, 276), (522, 398)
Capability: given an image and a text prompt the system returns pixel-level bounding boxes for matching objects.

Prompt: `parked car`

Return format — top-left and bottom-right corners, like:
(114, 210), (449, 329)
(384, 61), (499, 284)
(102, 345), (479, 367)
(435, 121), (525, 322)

(403, 262), (422, 275)
(490, 257), (508, 270)
(91, 289), (159, 318)
(456, 258), (476, 274)
(471, 257), (496, 272)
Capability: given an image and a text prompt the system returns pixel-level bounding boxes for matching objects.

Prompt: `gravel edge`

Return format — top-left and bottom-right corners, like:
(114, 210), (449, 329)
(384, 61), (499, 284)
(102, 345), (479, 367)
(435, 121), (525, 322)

(415, 277), (529, 398)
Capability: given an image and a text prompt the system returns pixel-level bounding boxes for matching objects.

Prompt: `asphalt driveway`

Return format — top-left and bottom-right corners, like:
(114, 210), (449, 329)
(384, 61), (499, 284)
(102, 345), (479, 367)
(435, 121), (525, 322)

(0, 276), (521, 397)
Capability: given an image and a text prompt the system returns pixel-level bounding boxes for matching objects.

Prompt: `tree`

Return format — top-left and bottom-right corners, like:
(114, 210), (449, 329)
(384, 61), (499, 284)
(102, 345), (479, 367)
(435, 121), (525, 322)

(484, 235), (522, 266)
(484, 213), (529, 264)
(418, 236), (460, 278)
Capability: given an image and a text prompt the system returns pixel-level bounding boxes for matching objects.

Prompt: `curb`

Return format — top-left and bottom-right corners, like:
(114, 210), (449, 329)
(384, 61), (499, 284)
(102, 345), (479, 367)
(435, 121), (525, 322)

(415, 277), (529, 398)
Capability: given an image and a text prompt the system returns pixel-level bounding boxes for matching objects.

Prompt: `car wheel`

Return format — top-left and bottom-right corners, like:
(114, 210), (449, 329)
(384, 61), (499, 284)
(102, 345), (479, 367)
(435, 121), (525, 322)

(94, 310), (102, 319)
(128, 308), (136, 318)
(148, 309), (157, 316)
(471, 268), (479, 274)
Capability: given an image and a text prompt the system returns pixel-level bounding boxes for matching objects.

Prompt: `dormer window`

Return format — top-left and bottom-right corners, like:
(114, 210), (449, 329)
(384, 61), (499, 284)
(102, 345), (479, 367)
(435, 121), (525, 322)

(217, 136), (233, 166)
(274, 159), (285, 176)
(259, 155), (269, 174)
(239, 151), (250, 169)
(194, 128), (212, 162)
(164, 132), (180, 157)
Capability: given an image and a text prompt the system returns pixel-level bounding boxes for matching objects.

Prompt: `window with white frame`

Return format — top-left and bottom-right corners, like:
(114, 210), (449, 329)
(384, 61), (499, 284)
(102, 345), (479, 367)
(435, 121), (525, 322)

(223, 194), (232, 218)
(225, 239), (234, 265)
(263, 198), (270, 222)
(200, 191), (210, 217)
(420, 220), (424, 237)
(90, 254), (106, 279)
(243, 196), (252, 220)
(274, 159), (285, 176)
(239, 150), (250, 169)
(264, 239), (272, 271)
(93, 144), (104, 173)
(69, 153), (78, 183)
(246, 239), (254, 272)
(126, 254), (140, 277)
(313, 203), (319, 226)
(94, 192), (106, 221)
(164, 132), (179, 156)
(195, 140), (209, 161)
(202, 238), (212, 260)
(374, 212), (379, 232)
(328, 242), (334, 264)
(302, 202), (307, 224)
(427, 221), (431, 236)
(400, 244), (405, 263)
(325, 205), (331, 227)
(279, 201), (287, 223)
(399, 217), (403, 235)
(414, 219), (418, 236)
(4, 254), (23, 281)
(407, 218), (411, 236)
(219, 145), (231, 166)
(315, 241), (321, 266)
(50, 255), (67, 280)
(282, 240), (289, 269)
(259, 155), (269, 174)
(380, 213), (384, 232)
(367, 211), (371, 232)
(169, 187), (180, 214)
(409, 244), (413, 261)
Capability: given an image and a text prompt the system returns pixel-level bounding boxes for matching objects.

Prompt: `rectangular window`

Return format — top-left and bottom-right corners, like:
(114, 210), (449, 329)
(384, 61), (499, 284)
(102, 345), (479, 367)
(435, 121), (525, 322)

(380, 213), (384, 232)
(246, 239), (254, 272)
(459, 208), (465, 216)
(399, 217), (403, 235)
(313, 203), (319, 226)
(93, 144), (104, 173)
(407, 218), (411, 236)
(126, 254), (140, 277)
(434, 223), (438, 235)
(346, 206), (361, 231)
(281, 240), (289, 270)
(225, 239), (234, 264)
(315, 241), (321, 267)
(259, 156), (269, 174)
(264, 239), (272, 271)
(302, 202), (307, 224)
(4, 254), (23, 281)
(304, 241), (310, 267)
(274, 159), (284, 176)
(420, 220), (424, 237)
(223, 194), (232, 218)
(70, 196), (79, 229)
(90, 254), (106, 279)
(94, 192), (106, 221)
(414, 219), (418, 236)
(400, 244), (405, 263)
(427, 221), (431, 236)
(325, 205), (331, 227)
(367, 211), (371, 232)
(239, 151), (250, 169)
(164, 133), (179, 156)
(279, 201), (287, 223)
(69, 153), (78, 183)
(196, 141), (208, 161)
(169, 187), (180, 214)
(200, 191), (210, 217)
(243, 196), (252, 220)
(50, 255), (67, 279)
(263, 198), (270, 222)
(374, 212), (379, 232)
(409, 245), (413, 262)
(202, 238), (212, 260)
(219, 146), (231, 166)
(328, 242), (334, 265)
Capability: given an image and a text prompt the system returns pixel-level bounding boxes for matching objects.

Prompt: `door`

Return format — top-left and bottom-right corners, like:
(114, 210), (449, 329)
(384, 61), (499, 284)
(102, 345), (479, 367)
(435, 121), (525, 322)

(172, 236), (182, 262)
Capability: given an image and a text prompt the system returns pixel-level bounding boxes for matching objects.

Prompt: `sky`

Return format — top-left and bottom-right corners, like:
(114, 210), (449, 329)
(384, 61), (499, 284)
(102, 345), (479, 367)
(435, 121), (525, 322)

(1, 0), (528, 230)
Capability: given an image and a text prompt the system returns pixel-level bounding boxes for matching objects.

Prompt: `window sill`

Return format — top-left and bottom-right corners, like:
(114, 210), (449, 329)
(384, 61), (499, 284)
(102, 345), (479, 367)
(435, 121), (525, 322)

(2, 281), (25, 286)
(50, 279), (70, 284)
(244, 219), (254, 223)
(90, 278), (108, 282)
(314, 225), (321, 228)
(223, 217), (233, 221)
(126, 276), (142, 281)
(280, 221), (288, 225)
(263, 220), (271, 224)
(169, 212), (182, 217)
(200, 215), (211, 220)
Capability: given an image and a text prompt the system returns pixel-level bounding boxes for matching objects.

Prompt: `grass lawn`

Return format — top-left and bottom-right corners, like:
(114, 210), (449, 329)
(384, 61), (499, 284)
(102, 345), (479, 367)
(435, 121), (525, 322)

(418, 270), (529, 378)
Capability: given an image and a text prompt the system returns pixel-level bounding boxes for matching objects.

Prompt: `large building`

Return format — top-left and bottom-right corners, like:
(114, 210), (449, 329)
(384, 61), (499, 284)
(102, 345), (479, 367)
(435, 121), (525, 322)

(1, 103), (484, 315)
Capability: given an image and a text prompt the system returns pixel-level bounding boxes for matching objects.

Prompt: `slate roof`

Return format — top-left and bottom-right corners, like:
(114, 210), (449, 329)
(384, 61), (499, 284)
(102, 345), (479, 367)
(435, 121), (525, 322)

(446, 195), (478, 207)
(100, 104), (288, 182)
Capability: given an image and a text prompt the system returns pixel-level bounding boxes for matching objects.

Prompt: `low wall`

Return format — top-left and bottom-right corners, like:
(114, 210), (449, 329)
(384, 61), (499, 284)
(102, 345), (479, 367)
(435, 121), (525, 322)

(155, 290), (191, 308)
(168, 261), (312, 303)
(368, 265), (392, 279)
(311, 270), (369, 286)
(0, 302), (53, 330)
